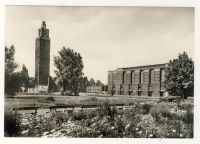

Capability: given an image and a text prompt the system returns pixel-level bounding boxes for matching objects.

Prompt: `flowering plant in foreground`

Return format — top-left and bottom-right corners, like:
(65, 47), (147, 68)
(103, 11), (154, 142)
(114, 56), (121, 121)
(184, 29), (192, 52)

(5, 101), (193, 138)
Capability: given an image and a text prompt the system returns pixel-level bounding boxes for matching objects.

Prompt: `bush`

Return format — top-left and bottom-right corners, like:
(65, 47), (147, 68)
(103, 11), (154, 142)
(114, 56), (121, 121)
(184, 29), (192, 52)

(46, 96), (55, 102)
(4, 110), (21, 137)
(141, 103), (152, 114)
(71, 111), (87, 121)
(181, 109), (193, 124)
(178, 103), (193, 110)
(150, 103), (170, 121)
(98, 99), (118, 120)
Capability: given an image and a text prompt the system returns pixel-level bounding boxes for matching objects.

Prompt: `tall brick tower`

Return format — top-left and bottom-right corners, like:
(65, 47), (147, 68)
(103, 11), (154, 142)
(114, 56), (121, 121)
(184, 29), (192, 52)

(35, 21), (50, 91)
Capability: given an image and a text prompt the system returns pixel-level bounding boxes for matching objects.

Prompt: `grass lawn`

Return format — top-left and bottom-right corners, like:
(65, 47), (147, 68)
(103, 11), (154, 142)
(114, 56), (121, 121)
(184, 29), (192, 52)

(5, 93), (193, 109)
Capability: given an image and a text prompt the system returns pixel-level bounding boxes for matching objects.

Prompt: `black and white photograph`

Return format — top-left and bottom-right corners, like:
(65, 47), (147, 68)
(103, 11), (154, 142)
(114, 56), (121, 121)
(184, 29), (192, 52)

(3, 2), (196, 140)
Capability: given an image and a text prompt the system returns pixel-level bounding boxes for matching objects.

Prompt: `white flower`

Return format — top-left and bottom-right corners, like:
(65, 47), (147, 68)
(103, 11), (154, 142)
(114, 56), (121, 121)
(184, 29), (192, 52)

(111, 126), (115, 130)
(136, 128), (139, 131)
(149, 134), (153, 138)
(172, 129), (176, 133)
(125, 124), (130, 130)
(180, 134), (183, 137)
(21, 130), (28, 134)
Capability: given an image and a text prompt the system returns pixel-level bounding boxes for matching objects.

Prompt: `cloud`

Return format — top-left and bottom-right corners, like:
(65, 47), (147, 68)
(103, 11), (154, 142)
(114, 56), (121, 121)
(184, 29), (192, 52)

(5, 6), (194, 83)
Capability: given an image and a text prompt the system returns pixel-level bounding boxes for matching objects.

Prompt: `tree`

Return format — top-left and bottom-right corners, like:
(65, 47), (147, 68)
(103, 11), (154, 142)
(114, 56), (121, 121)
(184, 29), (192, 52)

(54, 47), (84, 95)
(89, 78), (96, 86)
(48, 76), (59, 92)
(5, 45), (18, 75)
(80, 76), (89, 92)
(5, 45), (22, 96)
(20, 64), (29, 91)
(163, 52), (194, 99)
(96, 80), (103, 86)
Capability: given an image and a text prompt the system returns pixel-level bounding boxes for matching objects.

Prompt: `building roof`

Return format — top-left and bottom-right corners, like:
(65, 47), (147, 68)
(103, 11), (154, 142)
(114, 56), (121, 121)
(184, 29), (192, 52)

(108, 63), (168, 72)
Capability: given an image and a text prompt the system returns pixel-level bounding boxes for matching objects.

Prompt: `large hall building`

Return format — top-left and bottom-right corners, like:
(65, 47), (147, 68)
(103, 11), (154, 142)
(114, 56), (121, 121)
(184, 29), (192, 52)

(108, 63), (168, 96)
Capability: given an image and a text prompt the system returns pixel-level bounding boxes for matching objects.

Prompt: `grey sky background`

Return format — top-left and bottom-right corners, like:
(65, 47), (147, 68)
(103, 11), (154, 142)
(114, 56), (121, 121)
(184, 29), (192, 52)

(5, 6), (194, 84)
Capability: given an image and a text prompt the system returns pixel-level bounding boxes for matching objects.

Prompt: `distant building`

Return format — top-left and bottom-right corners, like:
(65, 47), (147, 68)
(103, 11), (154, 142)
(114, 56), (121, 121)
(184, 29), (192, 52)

(35, 21), (50, 92)
(108, 63), (168, 96)
(86, 85), (108, 93)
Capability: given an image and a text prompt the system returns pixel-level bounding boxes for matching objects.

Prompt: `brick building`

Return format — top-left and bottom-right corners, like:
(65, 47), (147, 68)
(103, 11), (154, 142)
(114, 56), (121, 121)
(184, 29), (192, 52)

(108, 63), (168, 96)
(35, 21), (50, 92)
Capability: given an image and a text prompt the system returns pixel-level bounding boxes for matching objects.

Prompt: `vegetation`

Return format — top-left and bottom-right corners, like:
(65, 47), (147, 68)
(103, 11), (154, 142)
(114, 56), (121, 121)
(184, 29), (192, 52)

(54, 47), (84, 95)
(164, 52), (194, 99)
(4, 110), (21, 137)
(5, 45), (20, 96)
(6, 100), (193, 138)
(5, 45), (30, 96)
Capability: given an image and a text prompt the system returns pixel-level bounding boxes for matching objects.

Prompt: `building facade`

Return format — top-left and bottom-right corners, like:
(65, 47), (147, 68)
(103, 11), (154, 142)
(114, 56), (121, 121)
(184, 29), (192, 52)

(35, 21), (50, 91)
(86, 86), (103, 93)
(108, 63), (168, 96)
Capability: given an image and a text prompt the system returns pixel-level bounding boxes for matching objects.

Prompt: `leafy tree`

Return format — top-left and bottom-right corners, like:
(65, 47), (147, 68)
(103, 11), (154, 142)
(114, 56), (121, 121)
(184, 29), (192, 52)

(80, 76), (89, 92)
(54, 47), (84, 95)
(20, 64), (29, 91)
(164, 52), (194, 99)
(48, 76), (59, 92)
(5, 45), (18, 74)
(5, 45), (22, 96)
(89, 78), (96, 86)
(96, 80), (103, 86)
(28, 77), (35, 88)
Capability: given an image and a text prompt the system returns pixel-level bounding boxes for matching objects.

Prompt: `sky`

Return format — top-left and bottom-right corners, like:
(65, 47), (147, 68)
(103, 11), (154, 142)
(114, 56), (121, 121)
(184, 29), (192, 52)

(5, 6), (194, 84)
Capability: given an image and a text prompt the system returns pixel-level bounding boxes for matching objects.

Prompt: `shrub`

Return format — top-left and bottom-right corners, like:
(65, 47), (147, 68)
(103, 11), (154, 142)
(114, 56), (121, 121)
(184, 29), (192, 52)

(98, 99), (118, 120)
(46, 96), (55, 103)
(4, 110), (21, 137)
(178, 103), (193, 110)
(141, 103), (152, 114)
(150, 103), (170, 122)
(181, 109), (193, 124)
(71, 111), (87, 121)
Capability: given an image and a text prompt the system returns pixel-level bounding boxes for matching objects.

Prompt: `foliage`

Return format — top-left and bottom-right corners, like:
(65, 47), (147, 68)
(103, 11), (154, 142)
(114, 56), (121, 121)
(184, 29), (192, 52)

(5, 45), (22, 96)
(96, 80), (103, 86)
(150, 103), (170, 122)
(141, 103), (152, 114)
(10, 101), (193, 138)
(181, 109), (193, 125)
(48, 76), (59, 92)
(5, 45), (18, 75)
(20, 64), (29, 91)
(164, 52), (194, 98)
(5, 72), (23, 96)
(54, 47), (84, 95)
(46, 96), (55, 103)
(89, 78), (96, 86)
(4, 110), (21, 137)
(79, 76), (89, 92)
(178, 102), (193, 110)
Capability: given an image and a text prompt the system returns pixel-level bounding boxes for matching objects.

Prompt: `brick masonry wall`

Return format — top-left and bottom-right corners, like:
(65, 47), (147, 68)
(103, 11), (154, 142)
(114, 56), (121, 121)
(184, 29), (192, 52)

(107, 64), (167, 96)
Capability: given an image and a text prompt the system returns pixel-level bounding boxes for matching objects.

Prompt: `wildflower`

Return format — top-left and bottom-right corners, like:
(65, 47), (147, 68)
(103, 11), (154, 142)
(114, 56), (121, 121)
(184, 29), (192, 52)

(136, 128), (138, 131)
(138, 131), (142, 134)
(98, 134), (103, 138)
(125, 124), (130, 130)
(149, 134), (153, 138)
(21, 130), (28, 134)
(180, 134), (183, 137)
(172, 129), (176, 133)
(111, 126), (115, 130)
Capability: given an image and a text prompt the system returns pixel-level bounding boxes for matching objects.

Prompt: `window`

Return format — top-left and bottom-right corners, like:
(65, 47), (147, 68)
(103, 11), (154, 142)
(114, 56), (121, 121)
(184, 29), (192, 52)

(131, 71), (135, 84)
(140, 70), (144, 84)
(161, 69), (165, 83)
